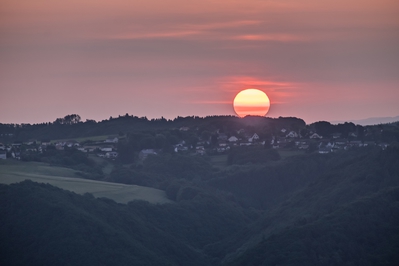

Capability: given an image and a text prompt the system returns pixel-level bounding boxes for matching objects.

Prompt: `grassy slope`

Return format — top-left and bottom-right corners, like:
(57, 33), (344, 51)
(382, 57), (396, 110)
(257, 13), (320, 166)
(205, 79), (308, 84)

(0, 160), (172, 204)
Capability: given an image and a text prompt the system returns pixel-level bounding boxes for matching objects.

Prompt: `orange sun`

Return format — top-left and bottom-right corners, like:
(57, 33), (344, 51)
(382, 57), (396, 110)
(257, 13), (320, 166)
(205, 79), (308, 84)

(233, 89), (270, 117)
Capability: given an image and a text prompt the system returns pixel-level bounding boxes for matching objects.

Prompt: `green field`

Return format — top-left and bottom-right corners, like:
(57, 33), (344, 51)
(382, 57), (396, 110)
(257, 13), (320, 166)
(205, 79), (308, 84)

(50, 134), (124, 144)
(210, 155), (228, 169)
(0, 160), (172, 204)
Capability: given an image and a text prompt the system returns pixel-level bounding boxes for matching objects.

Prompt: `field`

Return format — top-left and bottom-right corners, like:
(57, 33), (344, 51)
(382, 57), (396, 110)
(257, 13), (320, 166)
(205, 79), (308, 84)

(50, 134), (125, 144)
(210, 155), (228, 169)
(210, 149), (305, 169)
(278, 149), (306, 159)
(0, 160), (172, 204)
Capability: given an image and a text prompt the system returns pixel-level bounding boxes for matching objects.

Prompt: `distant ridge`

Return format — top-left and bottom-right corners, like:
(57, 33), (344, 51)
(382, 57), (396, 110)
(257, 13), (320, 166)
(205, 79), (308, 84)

(331, 115), (399, 126)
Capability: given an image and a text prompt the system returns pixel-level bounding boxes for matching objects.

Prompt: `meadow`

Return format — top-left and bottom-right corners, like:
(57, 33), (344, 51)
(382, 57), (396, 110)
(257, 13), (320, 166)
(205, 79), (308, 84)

(0, 160), (171, 204)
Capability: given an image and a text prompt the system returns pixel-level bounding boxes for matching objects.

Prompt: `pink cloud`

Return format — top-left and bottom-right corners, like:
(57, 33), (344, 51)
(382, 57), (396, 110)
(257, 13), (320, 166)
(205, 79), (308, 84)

(231, 34), (305, 42)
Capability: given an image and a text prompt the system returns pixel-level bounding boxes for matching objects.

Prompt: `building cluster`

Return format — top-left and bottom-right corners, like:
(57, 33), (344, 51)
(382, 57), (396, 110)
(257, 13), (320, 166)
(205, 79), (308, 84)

(0, 136), (120, 160)
(0, 125), (390, 161)
(171, 127), (386, 156)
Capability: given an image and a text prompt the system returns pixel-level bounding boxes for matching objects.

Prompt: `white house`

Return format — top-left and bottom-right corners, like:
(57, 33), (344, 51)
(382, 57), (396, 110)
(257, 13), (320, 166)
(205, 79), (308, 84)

(105, 137), (118, 143)
(228, 136), (238, 142)
(310, 133), (323, 139)
(248, 133), (260, 142)
(286, 131), (298, 138)
(139, 149), (157, 160)
(318, 147), (331, 154)
(105, 152), (118, 158)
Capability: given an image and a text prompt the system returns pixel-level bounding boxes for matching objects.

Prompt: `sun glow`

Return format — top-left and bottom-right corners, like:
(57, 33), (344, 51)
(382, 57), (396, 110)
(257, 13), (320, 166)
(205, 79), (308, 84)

(233, 89), (270, 117)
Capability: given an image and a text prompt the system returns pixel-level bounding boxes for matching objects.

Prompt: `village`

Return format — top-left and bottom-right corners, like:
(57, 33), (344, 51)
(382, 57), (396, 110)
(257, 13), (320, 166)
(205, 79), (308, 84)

(0, 124), (389, 161)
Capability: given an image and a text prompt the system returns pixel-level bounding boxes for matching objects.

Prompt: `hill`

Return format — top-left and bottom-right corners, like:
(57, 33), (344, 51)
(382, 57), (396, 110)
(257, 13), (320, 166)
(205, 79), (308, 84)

(209, 146), (399, 265)
(1, 146), (399, 265)
(331, 115), (399, 126)
(0, 160), (172, 204)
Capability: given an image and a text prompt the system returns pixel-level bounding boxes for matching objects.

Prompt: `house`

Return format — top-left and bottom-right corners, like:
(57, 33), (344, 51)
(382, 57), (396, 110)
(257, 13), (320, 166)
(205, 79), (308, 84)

(139, 149), (157, 160)
(318, 147), (331, 154)
(228, 136), (238, 142)
(217, 133), (228, 141)
(174, 142), (188, 152)
(196, 150), (206, 155)
(100, 147), (113, 152)
(331, 133), (342, 139)
(237, 129), (246, 135)
(240, 142), (252, 146)
(55, 143), (64, 151)
(348, 140), (362, 147)
(248, 133), (260, 142)
(363, 141), (376, 147)
(83, 146), (101, 152)
(286, 131), (298, 138)
(335, 139), (346, 145)
(195, 146), (206, 155)
(216, 147), (226, 153)
(219, 141), (228, 147)
(309, 133), (322, 139)
(349, 132), (358, 138)
(26, 140), (37, 145)
(12, 151), (20, 159)
(277, 138), (288, 144)
(325, 142), (335, 148)
(77, 147), (87, 152)
(65, 140), (80, 148)
(105, 137), (118, 143)
(379, 143), (389, 150)
(105, 152), (118, 158)
(298, 144), (309, 150)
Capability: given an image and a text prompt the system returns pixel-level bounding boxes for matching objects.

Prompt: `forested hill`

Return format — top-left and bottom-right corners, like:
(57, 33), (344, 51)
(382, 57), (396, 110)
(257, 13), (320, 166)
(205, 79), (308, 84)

(1, 146), (399, 265)
(0, 114), (306, 142)
(212, 146), (399, 265)
(1, 113), (398, 144)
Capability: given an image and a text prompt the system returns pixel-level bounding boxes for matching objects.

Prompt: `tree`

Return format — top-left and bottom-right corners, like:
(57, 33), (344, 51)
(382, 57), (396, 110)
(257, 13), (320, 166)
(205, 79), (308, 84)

(54, 114), (81, 125)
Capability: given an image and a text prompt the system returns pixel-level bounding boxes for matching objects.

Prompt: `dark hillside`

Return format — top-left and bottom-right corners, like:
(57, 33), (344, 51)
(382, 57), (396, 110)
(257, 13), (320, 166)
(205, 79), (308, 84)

(210, 146), (399, 265)
(1, 144), (399, 265)
(227, 187), (399, 266)
(0, 180), (254, 266)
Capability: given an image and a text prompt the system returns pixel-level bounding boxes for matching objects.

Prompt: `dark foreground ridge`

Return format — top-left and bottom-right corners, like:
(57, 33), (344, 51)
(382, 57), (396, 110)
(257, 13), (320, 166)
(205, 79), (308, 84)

(1, 146), (399, 265)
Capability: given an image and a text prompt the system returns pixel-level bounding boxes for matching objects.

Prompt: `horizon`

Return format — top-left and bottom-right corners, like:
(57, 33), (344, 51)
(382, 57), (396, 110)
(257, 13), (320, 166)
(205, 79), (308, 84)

(1, 0), (399, 124)
(2, 112), (399, 127)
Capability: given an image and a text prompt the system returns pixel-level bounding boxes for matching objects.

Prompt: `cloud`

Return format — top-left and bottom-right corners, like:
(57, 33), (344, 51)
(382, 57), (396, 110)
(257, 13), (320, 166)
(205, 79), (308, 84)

(219, 76), (298, 90)
(231, 34), (305, 42)
(104, 19), (310, 43)
(216, 75), (301, 106)
(191, 100), (232, 105)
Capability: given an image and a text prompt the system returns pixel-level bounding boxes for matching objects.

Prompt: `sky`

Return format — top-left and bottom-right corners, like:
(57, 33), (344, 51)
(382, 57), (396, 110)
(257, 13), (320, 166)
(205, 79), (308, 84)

(1, 0), (399, 124)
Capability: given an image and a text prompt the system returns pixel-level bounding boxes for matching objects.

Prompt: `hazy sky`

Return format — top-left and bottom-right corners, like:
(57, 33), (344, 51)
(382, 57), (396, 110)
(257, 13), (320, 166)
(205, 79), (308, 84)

(1, 0), (399, 124)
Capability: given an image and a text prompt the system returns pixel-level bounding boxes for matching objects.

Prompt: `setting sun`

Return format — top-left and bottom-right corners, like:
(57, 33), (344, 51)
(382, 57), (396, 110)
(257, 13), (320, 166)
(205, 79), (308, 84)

(233, 89), (270, 117)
